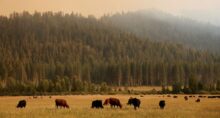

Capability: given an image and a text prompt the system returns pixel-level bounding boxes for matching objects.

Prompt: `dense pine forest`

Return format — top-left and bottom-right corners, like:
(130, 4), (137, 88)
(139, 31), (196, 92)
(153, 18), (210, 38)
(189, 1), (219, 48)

(0, 12), (220, 95)
(101, 10), (220, 54)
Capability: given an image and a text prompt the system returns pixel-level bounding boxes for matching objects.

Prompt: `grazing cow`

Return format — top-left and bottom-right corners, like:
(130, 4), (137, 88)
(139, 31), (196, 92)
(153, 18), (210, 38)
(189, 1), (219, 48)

(208, 96), (215, 99)
(200, 95), (206, 98)
(33, 96), (38, 99)
(127, 97), (141, 110)
(173, 96), (178, 98)
(167, 95), (171, 97)
(208, 96), (220, 99)
(103, 98), (122, 108)
(184, 96), (188, 101)
(55, 99), (69, 108)
(196, 98), (200, 102)
(91, 100), (103, 109)
(17, 100), (26, 108)
(159, 100), (166, 109)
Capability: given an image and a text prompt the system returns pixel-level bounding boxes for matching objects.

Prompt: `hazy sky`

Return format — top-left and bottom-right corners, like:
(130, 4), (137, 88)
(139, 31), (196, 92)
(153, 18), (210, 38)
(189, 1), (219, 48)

(0, 0), (220, 26)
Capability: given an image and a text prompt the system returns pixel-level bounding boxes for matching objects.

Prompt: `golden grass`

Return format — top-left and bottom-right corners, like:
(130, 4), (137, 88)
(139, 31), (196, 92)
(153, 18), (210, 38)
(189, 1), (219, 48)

(126, 86), (163, 91)
(114, 86), (172, 91)
(0, 95), (219, 118)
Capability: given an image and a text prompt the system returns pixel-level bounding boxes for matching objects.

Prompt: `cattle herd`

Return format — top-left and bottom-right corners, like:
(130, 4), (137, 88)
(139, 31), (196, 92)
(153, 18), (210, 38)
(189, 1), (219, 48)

(16, 95), (220, 110)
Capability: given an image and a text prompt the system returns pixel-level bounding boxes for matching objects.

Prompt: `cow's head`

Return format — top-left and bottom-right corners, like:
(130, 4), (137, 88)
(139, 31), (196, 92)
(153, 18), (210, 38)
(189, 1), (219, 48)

(127, 97), (133, 105)
(103, 98), (109, 105)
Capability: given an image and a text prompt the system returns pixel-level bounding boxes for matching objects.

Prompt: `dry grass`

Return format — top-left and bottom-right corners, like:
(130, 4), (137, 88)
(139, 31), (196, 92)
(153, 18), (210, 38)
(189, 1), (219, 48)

(0, 95), (219, 118)
(127, 86), (162, 91)
(114, 86), (163, 91)
(113, 86), (172, 92)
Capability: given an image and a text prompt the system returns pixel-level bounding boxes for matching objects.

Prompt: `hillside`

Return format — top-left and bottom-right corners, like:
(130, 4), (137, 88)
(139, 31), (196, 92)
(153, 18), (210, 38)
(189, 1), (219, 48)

(101, 10), (220, 54)
(0, 12), (219, 94)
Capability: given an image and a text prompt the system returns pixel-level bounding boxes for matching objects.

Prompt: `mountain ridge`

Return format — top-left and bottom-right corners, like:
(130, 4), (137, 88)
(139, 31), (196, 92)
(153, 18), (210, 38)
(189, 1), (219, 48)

(101, 10), (220, 54)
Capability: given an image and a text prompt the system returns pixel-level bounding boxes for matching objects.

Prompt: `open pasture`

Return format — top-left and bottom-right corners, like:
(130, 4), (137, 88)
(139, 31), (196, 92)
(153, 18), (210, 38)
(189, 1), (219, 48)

(0, 95), (219, 118)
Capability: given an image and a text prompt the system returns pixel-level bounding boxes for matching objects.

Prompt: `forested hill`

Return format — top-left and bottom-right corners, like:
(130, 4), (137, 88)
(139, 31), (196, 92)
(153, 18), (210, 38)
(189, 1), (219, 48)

(101, 10), (220, 54)
(0, 12), (219, 95)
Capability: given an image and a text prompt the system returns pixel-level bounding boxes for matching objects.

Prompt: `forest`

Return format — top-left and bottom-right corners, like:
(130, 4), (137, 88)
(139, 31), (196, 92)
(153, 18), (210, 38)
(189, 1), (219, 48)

(101, 10), (220, 54)
(0, 12), (220, 95)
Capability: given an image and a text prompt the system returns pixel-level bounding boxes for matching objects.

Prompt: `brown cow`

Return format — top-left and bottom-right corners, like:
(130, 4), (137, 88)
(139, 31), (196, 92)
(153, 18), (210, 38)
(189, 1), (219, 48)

(184, 96), (188, 101)
(55, 99), (69, 108)
(104, 98), (122, 108)
(196, 98), (200, 102)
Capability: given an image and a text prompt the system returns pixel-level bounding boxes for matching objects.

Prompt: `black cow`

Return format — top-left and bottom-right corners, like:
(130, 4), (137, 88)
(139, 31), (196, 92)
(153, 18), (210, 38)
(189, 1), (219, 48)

(91, 100), (103, 109)
(17, 100), (26, 108)
(127, 97), (141, 110)
(159, 100), (166, 109)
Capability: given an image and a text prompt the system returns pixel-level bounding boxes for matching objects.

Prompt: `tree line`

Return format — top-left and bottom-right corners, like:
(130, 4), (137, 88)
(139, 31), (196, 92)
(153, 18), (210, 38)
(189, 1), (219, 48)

(0, 12), (219, 95)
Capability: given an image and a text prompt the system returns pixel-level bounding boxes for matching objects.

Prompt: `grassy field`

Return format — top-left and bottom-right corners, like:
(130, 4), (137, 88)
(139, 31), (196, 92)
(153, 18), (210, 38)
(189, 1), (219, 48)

(115, 86), (163, 91)
(0, 95), (219, 118)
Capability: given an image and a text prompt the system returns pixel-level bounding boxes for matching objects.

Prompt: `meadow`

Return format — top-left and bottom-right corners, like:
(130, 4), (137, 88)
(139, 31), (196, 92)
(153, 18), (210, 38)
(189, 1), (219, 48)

(0, 95), (219, 118)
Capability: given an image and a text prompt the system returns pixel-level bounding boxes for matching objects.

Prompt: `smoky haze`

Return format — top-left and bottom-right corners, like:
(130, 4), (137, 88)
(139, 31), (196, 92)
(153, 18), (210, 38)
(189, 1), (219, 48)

(0, 0), (220, 26)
